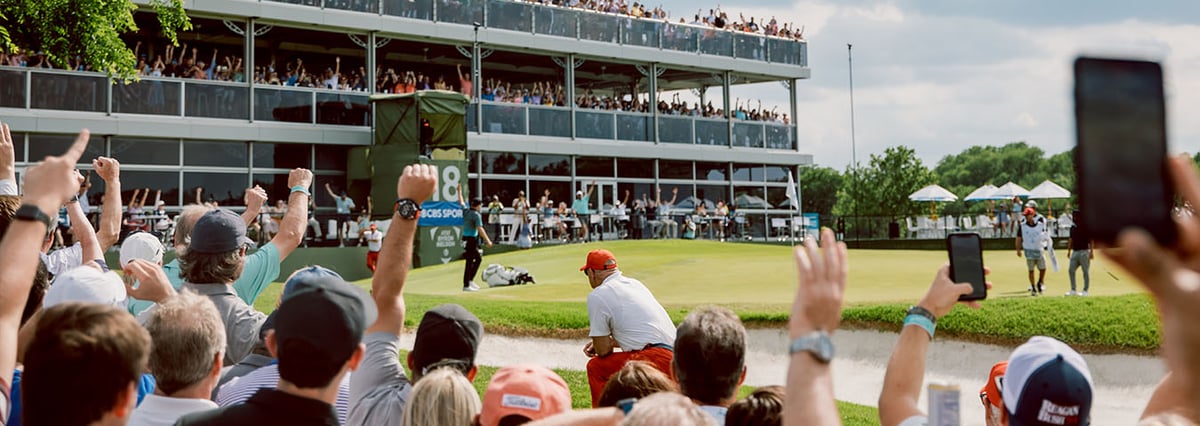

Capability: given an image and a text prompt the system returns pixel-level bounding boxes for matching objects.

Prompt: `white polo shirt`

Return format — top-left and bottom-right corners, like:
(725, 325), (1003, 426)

(128, 394), (218, 426)
(587, 271), (676, 350)
(1019, 215), (1048, 251)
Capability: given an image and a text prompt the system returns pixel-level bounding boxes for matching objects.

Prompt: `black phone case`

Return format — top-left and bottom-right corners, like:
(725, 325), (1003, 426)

(947, 233), (987, 301)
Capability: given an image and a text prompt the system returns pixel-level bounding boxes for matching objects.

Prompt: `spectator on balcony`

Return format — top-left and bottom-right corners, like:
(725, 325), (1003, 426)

(457, 64), (472, 97)
(323, 57), (341, 90)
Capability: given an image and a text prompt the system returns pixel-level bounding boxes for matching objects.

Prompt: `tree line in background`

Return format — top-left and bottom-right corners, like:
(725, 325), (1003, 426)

(800, 142), (1083, 229)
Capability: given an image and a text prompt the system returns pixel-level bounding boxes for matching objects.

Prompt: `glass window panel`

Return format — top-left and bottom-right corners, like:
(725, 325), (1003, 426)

(658, 160), (691, 180)
(695, 119), (728, 146)
(696, 162), (727, 181)
(184, 172), (248, 207)
(316, 93), (371, 126)
(122, 171), (181, 206)
(657, 116), (693, 144)
(28, 133), (104, 165)
(481, 152), (525, 175)
(529, 180), (573, 212)
(696, 185), (728, 205)
(185, 141), (248, 168)
(0, 69), (25, 109)
(254, 87), (312, 123)
(617, 158), (654, 179)
(185, 83), (249, 120)
(11, 132), (24, 163)
(313, 175), (353, 211)
(732, 163), (765, 182)
(486, 0), (532, 32)
(618, 182), (655, 206)
(30, 73), (106, 112)
(436, 0), (484, 25)
(110, 138), (179, 166)
(480, 179), (526, 206)
(575, 156), (613, 178)
(315, 145), (348, 171)
(469, 151), (479, 174)
(529, 154), (569, 176)
(734, 186), (766, 209)
(767, 187), (790, 210)
(252, 173), (293, 207)
(765, 165), (791, 183)
(254, 143), (312, 169)
(383, 0), (433, 20)
(112, 79), (182, 116)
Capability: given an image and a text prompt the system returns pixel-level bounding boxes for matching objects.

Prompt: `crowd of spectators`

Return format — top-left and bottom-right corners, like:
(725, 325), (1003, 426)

(519, 0), (805, 41)
(2, 121), (1200, 425)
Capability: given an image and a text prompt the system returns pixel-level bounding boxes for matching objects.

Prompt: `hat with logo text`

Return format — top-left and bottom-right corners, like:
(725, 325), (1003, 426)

(1002, 336), (1092, 426)
(479, 364), (571, 426)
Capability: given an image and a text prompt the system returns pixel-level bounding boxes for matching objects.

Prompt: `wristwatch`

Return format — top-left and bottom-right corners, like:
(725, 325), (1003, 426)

(394, 198), (421, 220)
(789, 330), (834, 363)
(15, 204), (53, 229)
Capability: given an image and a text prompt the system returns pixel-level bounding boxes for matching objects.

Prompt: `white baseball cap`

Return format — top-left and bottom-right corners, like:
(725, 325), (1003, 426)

(44, 266), (128, 309)
(1002, 336), (1093, 425)
(120, 232), (165, 266)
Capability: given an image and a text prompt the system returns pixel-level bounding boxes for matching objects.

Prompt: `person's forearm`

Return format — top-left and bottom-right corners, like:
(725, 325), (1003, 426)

(273, 191), (309, 257)
(368, 211), (417, 335)
(878, 325), (932, 426)
(67, 201), (100, 263)
(784, 353), (839, 425)
(478, 226), (491, 245)
(241, 202), (263, 226)
(1141, 372), (1197, 421)
(97, 178), (121, 251)
(0, 202), (56, 382)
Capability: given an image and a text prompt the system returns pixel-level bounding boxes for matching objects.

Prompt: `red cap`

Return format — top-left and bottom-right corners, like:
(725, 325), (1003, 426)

(369, 223), (377, 230)
(479, 364), (571, 426)
(1022, 207), (1035, 216)
(580, 249), (618, 271)
(980, 360), (1008, 408)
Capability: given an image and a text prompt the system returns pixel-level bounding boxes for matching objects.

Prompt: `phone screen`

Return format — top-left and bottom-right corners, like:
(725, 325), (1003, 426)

(948, 233), (986, 301)
(1074, 57), (1175, 246)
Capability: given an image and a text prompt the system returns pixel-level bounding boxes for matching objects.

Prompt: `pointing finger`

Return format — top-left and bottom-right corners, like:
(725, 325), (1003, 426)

(61, 129), (91, 164)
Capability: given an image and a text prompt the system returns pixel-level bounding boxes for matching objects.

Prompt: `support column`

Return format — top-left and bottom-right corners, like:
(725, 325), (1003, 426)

(247, 18), (256, 123)
(366, 32), (376, 94)
(648, 63), (658, 143)
(789, 78), (798, 151)
(723, 70), (732, 148)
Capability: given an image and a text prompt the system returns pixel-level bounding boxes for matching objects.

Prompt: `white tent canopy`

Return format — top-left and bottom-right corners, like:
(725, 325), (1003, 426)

(908, 184), (959, 202)
(965, 184), (999, 201)
(1029, 180), (1071, 199)
(990, 181), (1030, 199)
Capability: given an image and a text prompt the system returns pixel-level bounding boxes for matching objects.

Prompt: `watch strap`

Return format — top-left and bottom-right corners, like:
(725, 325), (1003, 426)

(788, 330), (833, 363)
(290, 185), (311, 197)
(906, 305), (937, 324)
(15, 204), (54, 229)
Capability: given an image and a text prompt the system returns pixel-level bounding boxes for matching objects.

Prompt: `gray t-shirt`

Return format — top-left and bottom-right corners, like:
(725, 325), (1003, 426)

(183, 282), (267, 366)
(347, 332), (413, 425)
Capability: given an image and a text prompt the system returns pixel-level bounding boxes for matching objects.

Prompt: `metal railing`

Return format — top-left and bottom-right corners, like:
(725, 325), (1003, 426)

(2, 67), (371, 126)
(261, 0), (808, 66)
(475, 101), (795, 149)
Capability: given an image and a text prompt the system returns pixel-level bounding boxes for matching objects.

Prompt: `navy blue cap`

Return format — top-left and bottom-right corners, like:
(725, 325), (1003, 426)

(188, 209), (254, 254)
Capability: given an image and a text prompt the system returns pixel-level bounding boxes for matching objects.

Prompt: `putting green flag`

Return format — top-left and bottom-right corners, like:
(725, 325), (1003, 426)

(787, 171), (799, 213)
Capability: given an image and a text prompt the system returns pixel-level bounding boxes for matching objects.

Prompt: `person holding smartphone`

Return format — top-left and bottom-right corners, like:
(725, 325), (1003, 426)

(1016, 206), (1050, 296)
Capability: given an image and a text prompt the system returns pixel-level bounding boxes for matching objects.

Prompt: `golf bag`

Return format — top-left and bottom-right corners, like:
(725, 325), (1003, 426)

(482, 264), (537, 287)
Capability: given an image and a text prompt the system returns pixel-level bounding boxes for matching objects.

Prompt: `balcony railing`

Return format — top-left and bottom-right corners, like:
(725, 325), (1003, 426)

(2, 67), (370, 126)
(476, 101), (796, 150)
(259, 0), (808, 67)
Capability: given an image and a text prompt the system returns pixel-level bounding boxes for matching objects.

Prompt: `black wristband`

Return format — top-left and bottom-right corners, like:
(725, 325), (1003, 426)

(906, 305), (937, 324)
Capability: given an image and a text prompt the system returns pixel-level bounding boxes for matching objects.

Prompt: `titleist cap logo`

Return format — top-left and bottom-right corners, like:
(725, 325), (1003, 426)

(501, 394), (542, 411)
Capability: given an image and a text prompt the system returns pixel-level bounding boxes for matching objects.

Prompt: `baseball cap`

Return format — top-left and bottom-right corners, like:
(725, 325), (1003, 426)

(369, 223), (377, 230)
(1025, 200), (1038, 209)
(1023, 207), (1035, 216)
(479, 364), (572, 426)
(576, 190), (584, 197)
(120, 232), (165, 266)
(44, 266), (127, 309)
(1002, 336), (1093, 426)
(411, 304), (483, 376)
(188, 209), (254, 253)
(980, 361), (1007, 409)
(580, 249), (618, 271)
(273, 271), (378, 386)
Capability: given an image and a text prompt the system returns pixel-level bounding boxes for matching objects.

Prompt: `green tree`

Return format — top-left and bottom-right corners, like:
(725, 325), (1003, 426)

(0, 0), (191, 79)
(799, 166), (842, 216)
(834, 146), (934, 221)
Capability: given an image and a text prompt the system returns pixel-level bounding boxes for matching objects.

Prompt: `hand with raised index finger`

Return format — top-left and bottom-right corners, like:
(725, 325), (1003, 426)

(22, 129), (91, 215)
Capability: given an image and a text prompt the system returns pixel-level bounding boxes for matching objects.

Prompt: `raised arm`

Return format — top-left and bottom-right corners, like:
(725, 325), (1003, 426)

(0, 129), (91, 393)
(241, 185), (267, 227)
(93, 157), (122, 251)
(668, 187), (678, 205)
(0, 122), (15, 193)
(194, 187), (202, 205)
(67, 192), (101, 266)
(367, 164), (438, 336)
(136, 188), (150, 208)
(324, 182), (337, 199)
(783, 228), (846, 426)
(456, 183), (466, 208)
(270, 169), (313, 260)
(878, 265), (981, 426)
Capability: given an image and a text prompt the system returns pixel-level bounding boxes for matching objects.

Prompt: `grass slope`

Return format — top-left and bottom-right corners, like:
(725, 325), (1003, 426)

(253, 241), (1159, 352)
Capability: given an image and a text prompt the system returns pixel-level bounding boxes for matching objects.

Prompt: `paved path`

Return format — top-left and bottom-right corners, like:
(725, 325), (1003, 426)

(397, 328), (1162, 426)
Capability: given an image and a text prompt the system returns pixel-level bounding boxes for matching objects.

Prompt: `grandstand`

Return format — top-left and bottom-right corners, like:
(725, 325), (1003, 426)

(0, 0), (812, 239)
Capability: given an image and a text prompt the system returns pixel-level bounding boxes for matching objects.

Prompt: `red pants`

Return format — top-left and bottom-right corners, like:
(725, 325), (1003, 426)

(586, 346), (674, 407)
(367, 251), (380, 272)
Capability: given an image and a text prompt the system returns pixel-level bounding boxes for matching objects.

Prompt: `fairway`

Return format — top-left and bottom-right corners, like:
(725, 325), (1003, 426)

(400, 240), (1142, 307)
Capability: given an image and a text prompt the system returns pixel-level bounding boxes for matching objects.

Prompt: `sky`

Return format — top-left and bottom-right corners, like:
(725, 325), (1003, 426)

(654, 0), (1200, 170)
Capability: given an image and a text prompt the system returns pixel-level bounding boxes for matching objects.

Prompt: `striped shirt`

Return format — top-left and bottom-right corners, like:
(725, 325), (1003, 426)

(215, 364), (352, 424)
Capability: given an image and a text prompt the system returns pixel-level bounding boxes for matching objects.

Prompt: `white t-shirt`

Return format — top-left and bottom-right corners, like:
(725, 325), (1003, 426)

(127, 393), (218, 426)
(1019, 215), (1048, 251)
(587, 271), (676, 350)
(365, 230), (384, 252)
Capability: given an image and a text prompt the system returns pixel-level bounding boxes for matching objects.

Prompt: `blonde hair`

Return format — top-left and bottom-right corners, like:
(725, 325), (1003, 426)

(402, 367), (481, 426)
(620, 391), (717, 426)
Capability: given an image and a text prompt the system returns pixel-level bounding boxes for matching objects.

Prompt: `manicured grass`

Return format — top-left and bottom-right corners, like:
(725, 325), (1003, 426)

(400, 350), (879, 423)
(252, 241), (1158, 352)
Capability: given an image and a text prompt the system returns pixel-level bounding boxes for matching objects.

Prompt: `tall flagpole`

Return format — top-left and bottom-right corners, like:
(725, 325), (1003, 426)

(848, 44), (859, 241)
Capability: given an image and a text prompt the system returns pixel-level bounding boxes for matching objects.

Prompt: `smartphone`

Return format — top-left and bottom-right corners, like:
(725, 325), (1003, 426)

(947, 233), (986, 301)
(1074, 57), (1175, 246)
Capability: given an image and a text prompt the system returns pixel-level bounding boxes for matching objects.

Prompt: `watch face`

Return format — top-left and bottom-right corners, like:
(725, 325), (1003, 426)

(398, 200), (419, 219)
